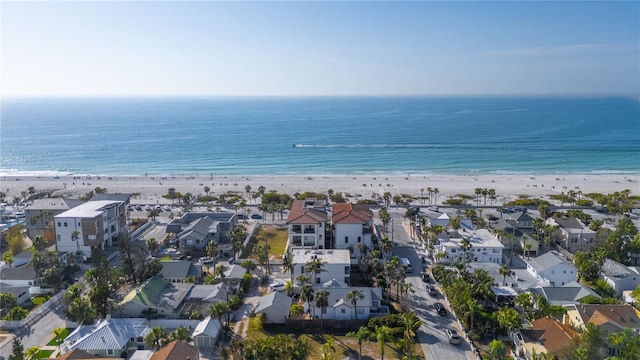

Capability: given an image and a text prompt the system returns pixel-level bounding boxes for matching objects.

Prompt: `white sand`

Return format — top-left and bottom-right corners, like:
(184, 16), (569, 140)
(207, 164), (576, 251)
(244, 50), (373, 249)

(1, 173), (637, 206)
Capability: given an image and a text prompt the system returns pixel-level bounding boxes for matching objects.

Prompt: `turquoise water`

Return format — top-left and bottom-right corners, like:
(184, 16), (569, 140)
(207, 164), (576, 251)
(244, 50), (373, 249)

(1, 96), (638, 176)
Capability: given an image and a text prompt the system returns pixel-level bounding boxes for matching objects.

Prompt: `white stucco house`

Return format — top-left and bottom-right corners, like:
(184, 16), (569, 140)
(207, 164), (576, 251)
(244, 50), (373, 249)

(291, 248), (351, 286)
(433, 228), (504, 264)
(545, 216), (597, 254)
(61, 317), (149, 357)
(303, 279), (388, 320)
(526, 251), (577, 287)
(332, 203), (373, 262)
(286, 199), (328, 249)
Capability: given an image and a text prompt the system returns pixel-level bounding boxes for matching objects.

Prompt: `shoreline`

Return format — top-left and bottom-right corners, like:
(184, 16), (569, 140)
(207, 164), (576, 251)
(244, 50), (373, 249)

(2, 173), (637, 207)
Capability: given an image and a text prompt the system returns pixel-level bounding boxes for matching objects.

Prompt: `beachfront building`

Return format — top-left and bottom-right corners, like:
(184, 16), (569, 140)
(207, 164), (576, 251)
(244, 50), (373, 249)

(525, 251), (577, 287)
(54, 200), (127, 260)
(286, 199), (329, 249)
(331, 203), (373, 262)
(166, 212), (238, 251)
(432, 228), (504, 264)
(545, 216), (597, 254)
(25, 198), (83, 239)
(291, 248), (351, 286)
(600, 259), (640, 297)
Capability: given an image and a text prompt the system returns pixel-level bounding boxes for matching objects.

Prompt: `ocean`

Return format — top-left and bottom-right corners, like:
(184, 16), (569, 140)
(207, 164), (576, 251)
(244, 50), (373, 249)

(1, 96), (638, 176)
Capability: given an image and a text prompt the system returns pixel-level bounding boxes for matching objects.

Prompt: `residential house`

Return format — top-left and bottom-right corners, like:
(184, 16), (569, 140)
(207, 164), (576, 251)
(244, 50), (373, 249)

(56, 349), (120, 360)
(433, 229), (504, 264)
(286, 199), (328, 249)
(192, 317), (222, 349)
(24, 198), (83, 239)
(116, 276), (192, 319)
(600, 259), (640, 297)
(291, 248), (351, 286)
(0, 265), (40, 296)
(545, 217), (597, 253)
(331, 203), (373, 261)
(160, 261), (202, 283)
(531, 281), (600, 306)
(303, 278), (388, 320)
(11, 251), (33, 268)
(512, 317), (578, 360)
(222, 264), (247, 289)
(425, 213), (474, 240)
(255, 291), (293, 324)
(54, 200), (127, 260)
(187, 283), (230, 303)
(526, 251), (577, 287)
(149, 341), (198, 360)
(467, 262), (538, 290)
(563, 304), (640, 337)
(166, 212), (238, 251)
(61, 317), (150, 357)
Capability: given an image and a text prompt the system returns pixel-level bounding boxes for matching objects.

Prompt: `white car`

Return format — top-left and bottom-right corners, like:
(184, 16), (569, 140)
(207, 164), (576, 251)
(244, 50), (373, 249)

(200, 256), (214, 264)
(446, 329), (461, 345)
(163, 205), (172, 211)
(268, 281), (286, 292)
(427, 206), (439, 212)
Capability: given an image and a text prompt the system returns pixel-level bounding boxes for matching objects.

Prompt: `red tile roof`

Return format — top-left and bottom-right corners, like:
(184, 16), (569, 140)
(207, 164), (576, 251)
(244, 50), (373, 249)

(286, 200), (328, 224)
(332, 203), (372, 224)
(528, 317), (578, 354)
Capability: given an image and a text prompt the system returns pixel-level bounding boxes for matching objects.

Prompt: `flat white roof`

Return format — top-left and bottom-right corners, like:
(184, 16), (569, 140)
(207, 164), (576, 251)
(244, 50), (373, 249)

(291, 248), (350, 265)
(55, 200), (120, 219)
(439, 229), (504, 249)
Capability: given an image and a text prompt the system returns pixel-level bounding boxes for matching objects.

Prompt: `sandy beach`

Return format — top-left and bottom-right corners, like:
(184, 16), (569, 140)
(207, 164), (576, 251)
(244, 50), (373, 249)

(1, 173), (637, 207)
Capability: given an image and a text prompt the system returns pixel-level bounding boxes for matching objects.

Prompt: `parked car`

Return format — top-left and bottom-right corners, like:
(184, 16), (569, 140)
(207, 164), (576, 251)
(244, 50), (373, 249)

(421, 272), (431, 283)
(268, 281), (285, 292)
(200, 256), (214, 264)
(251, 214), (263, 219)
(445, 329), (461, 345)
(144, 205), (152, 211)
(434, 302), (447, 316)
(163, 205), (171, 211)
(427, 285), (437, 296)
(135, 205), (143, 211)
(427, 206), (439, 212)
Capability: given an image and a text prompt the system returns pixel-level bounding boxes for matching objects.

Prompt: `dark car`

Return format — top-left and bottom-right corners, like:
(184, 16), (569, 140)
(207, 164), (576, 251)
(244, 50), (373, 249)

(251, 214), (263, 219)
(427, 285), (438, 296)
(421, 272), (431, 283)
(446, 329), (461, 345)
(434, 302), (447, 316)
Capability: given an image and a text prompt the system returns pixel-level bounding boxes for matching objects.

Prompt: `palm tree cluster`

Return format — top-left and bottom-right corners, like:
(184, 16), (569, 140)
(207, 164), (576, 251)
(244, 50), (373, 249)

(224, 334), (312, 360)
(346, 311), (422, 360)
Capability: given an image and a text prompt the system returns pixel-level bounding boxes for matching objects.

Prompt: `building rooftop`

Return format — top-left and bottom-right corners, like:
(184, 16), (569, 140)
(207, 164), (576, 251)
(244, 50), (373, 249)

(527, 251), (573, 273)
(55, 200), (121, 219)
(291, 248), (350, 265)
(602, 258), (639, 279)
(438, 229), (504, 249)
(26, 198), (84, 211)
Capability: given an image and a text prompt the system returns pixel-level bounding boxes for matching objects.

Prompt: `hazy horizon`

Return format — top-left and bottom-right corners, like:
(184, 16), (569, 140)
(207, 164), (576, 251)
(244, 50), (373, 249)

(2, 1), (639, 97)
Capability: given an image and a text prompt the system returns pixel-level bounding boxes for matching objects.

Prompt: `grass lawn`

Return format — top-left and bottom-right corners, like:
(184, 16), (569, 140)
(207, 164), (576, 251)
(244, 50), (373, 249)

(242, 225), (288, 259)
(246, 321), (421, 360)
(36, 350), (54, 359)
(47, 328), (71, 346)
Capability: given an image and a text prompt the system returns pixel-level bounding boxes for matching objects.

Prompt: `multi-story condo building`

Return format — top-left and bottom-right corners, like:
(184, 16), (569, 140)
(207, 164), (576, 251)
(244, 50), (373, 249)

(332, 203), (373, 262)
(433, 228), (504, 264)
(286, 199), (328, 249)
(291, 248), (351, 286)
(54, 200), (126, 259)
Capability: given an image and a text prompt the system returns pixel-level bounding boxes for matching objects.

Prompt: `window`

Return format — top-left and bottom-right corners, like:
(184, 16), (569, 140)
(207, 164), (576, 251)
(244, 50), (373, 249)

(64, 222), (68, 227)
(130, 338), (135, 342)
(341, 309), (346, 314)
(345, 236), (349, 243)
(316, 277), (320, 284)
(357, 236), (361, 243)
(357, 308), (364, 314)
(57, 235), (61, 241)
(196, 240), (201, 244)
(300, 266), (304, 274)
(107, 350), (114, 355)
(137, 337), (143, 342)
(57, 222), (61, 227)
(345, 266), (350, 274)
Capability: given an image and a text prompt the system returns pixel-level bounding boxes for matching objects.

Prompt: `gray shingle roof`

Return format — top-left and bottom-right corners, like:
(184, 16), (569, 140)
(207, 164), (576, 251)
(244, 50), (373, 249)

(160, 261), (200, 280)
(256, 291), (292, 314)
(528, 251), (567, 272)
(0, 265), (37, 281)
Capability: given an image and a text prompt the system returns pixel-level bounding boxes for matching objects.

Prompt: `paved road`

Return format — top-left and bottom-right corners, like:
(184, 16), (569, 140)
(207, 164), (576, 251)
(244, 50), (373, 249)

(388, 210), (474, 360)
(0, 305), (66, 360)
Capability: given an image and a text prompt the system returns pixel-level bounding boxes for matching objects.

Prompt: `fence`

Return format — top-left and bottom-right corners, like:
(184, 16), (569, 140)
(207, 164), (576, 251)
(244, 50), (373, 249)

(285, 318), (367, 329)
(0, 290), (65, 330)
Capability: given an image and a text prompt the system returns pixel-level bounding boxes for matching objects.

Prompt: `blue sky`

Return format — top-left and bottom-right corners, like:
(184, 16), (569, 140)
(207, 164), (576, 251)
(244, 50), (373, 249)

(2, 1), (639, 96)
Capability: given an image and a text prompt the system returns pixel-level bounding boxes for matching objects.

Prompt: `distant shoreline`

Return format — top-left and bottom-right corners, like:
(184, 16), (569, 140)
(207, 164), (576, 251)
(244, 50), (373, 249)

(3, 173), (636, 208)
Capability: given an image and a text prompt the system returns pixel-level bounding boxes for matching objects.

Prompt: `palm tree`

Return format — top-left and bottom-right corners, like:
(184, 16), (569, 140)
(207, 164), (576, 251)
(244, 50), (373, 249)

(283, 252), (294, 283)
(145, 327), (167, 349)
(210, 301), (231, 349)
(375, 325), (393, 360)
(459, 237), (472, 264)
(499, 264), (510, 286)
(346, 289), (365, 320)
(401, 311), (422, 359)
(170, 326), (192, 342)
(300, 283), (314, 319)
(24, 346), (39, 360)
(213, 264), (227, 282)
(346, 326), (371, 360)
(315, 289), (329, 327)
(305, 257), (327, 285)
(205, 241), (219, 260)
(232, 240), (244, 262)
